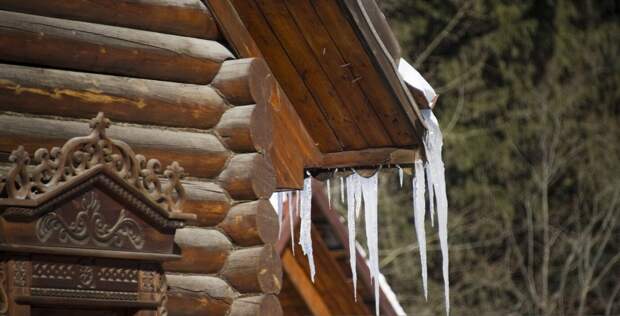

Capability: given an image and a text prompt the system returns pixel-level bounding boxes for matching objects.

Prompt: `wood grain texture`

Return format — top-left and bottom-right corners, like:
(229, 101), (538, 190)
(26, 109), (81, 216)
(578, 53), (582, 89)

(203, 0), (263, 58)
(285, 0), (393, 147)
(166, 274), (236, 316)
(0, 0), (221, 40)
(218, 153), (276, 201)
(221, 245), (282, 294)
(0, 10), (233, 84)
(229, 295), (282, 316)
(215, 104), (272, 154)
(312, 147), (421, 169)
(177, 180), (231, 227)
(0, 64), (229, 129)
(231, 0), (342, 152)
(281, 249), (332, 316)
(163, 227), (232, 274)
(217, 200), (279, 247)
(312, 0), (419, 145)
(0, 114), (231, 178)
(255, 0), (367, 150)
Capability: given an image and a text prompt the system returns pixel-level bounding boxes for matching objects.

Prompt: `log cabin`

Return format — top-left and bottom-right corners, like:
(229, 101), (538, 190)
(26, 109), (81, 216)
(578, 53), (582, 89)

(0, 0), (429, 315)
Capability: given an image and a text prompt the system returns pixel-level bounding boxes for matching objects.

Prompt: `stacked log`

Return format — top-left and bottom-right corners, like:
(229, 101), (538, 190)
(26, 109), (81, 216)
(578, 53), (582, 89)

(0, 5), (283, 315)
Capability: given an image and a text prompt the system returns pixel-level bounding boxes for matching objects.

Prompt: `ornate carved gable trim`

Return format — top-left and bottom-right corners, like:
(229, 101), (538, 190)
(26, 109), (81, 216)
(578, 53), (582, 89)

(0, 113), (194, 222)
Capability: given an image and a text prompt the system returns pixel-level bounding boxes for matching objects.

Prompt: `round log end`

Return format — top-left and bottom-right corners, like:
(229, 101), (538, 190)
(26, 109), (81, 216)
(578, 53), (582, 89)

(221, 245), (282, 294)
(218, 200), (278, 246)
(228, 294), (282, 316)
(163, 227), (232, 274)
(166, 274), (236, 316)
(218, 153), (276, 200)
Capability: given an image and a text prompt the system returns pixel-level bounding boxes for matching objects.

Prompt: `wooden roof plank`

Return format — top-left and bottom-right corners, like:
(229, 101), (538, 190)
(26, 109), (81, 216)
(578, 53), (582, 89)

(255, 0), (368, 150)
(282, 250), (332, 316)
(232, 0), (342, 152)
(285, 0), (393, 148)
(311, 0), (419, 146)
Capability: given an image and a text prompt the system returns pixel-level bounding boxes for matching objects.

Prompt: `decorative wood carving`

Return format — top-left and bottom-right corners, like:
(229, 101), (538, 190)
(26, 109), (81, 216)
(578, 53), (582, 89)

(0, 112), (194, 315)
(3, 112), (186, 214)
(36, 191), (144, 250)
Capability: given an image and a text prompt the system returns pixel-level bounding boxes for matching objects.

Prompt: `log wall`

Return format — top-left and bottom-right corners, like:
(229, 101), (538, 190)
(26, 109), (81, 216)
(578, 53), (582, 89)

(0, 3), (282, 315)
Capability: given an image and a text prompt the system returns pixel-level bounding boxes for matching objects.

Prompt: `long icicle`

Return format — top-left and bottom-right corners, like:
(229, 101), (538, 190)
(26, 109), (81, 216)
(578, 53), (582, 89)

(299, 175), (315, 281)
(277, 191), (283, 238)
(413, 160), (428, 299)
(398, 165), (404, 187)
(346, 174), (358, 300)
(425, 162), (435, 227)
(361, 173), (380, 316)
(423, 109), (450, 315)
(327, 178), (332, 208)
(288, 191), (295, 255)
(340, 173), (345, 203)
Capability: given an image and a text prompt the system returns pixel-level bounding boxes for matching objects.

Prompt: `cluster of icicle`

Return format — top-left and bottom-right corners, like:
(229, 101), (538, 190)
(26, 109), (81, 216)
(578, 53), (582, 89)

(270, 109), (449, 316)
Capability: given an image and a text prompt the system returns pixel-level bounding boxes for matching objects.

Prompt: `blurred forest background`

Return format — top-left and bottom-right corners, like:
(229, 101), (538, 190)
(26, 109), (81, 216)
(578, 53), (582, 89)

(341, 1), (619, 315)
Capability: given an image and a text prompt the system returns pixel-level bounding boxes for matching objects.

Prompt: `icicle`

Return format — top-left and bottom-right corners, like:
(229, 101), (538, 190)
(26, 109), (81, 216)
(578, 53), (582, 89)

(277, 192), (283, 238)
(340, 174), (345, 203)
(425, 162), (435, 227)
(413, 160), (428, 300)
(352, 171), (362, 219)
(299, 174), (315, 281)
(296, 189), (301, 218)
(360, 173), (380, 316)
(346, 174), (358, 301)
(288, 191), (295, 255)
(327, 178), (332, 208)
(397, 165), (404, 187)
(422, 109), (450, 315)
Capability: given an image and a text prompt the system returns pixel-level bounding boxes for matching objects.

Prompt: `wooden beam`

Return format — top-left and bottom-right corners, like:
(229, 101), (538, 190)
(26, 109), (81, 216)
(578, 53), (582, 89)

(221, 245), (282, 294)
(310, 148), (421, 169)
(281, 249), (332, 316)
(166, 274), (235, 316)
(0, 114), (230, 178)
(0, 10), (233, 84)
(0, 64), (229, 129)
(203, 0), (262, 58)
(229, 295), (283, 316)
(218, 153), (276, 201)
(0, 0), (221, 40)
(163, 227), (232, 274)
(218, 200), (279, 247)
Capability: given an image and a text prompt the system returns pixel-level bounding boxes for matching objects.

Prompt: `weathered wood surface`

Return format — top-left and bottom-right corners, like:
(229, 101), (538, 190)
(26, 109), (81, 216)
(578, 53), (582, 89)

(214, 57), (322, 189)
(218, 153), (276, 200)
(312, 148), (421, 169)
(215, 105), (272, 154)
(0, 114), (230, 178)
(163, 228), (232, 274)
(180, 181), (231, 227)
(286, 224), (371, 316)
(232, 0), (342, 153)
(221, 245), (282, 294)
(202, 0), (263, 58)
(218, 200), (278, 246)
(281, 249), (332, 316)
(166, 274), (236, 316)
(284, 0), (393, 147)
(229, 295), (283, 316)
(257, 0), (370, 150)
(0, 0), (221, 40)
(0, 64), (229, 129)
(0, 10), (232, 84)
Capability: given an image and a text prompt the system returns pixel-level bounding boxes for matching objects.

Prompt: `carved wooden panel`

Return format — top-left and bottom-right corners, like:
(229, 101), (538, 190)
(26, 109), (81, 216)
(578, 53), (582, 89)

(0, 113), (194, 315)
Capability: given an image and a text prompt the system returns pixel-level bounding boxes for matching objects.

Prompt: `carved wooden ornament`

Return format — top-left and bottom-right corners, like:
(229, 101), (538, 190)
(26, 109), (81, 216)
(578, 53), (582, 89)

(0, 113), (196, 315)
